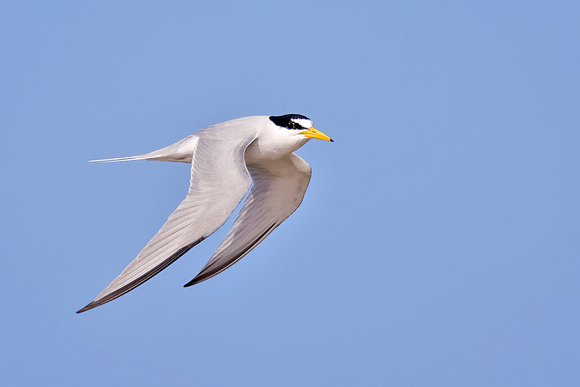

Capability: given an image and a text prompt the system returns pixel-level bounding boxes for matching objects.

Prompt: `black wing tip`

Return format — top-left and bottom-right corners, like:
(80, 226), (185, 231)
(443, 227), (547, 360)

(183, 275), (203, 287)
(183, 267), (217, 287)
(76, 237), (207, 314)
(76, 301), (98, 314)
(183, 223), (279, 289)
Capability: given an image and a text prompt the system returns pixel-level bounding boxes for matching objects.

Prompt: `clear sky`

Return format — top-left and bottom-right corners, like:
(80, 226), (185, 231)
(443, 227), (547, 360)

(2, 1), (579, 386)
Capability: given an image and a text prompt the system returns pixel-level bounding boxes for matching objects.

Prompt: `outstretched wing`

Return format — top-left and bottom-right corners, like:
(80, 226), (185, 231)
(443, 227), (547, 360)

(184, 153), (312, 286)
(77, 135), (256, 313)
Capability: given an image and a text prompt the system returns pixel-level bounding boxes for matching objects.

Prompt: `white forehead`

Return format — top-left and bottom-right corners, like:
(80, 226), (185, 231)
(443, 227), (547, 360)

(292, 118), (312, 128)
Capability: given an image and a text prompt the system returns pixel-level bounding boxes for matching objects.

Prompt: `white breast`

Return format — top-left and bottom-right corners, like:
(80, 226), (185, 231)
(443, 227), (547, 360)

(244, 118), (310, 164)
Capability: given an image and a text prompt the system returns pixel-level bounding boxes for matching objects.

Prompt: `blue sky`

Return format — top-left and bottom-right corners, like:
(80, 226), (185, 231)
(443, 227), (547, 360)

(1, 1), (579, 386)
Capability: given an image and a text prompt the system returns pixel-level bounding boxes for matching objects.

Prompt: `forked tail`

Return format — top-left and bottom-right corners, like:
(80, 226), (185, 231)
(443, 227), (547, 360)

(89, 135), (197, 164)
(89, 154), (154, 163)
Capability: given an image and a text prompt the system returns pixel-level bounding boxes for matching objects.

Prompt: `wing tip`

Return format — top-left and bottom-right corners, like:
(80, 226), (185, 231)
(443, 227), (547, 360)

(184, 223), (279, 288)
(76, 238), (207, 314)
(183, 263), (226, 288)
(76, 301), (98, 314)
(183, 276), (202, 288)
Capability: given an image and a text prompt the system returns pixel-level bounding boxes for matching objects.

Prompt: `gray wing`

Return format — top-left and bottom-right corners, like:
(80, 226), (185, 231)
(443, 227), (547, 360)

(184, 153), (312, 286)
(77, 135), (256, 313)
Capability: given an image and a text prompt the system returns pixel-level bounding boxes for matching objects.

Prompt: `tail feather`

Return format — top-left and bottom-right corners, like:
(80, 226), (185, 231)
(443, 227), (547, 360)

(89, 155), (152, 163)
(89, 135), (197, 164)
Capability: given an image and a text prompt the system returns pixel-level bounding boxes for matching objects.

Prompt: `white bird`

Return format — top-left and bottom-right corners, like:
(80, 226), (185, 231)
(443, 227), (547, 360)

(77, 114), (332, 313)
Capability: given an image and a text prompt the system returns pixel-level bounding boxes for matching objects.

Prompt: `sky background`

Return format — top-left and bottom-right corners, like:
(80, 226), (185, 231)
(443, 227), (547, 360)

(1, 1), (579, 386)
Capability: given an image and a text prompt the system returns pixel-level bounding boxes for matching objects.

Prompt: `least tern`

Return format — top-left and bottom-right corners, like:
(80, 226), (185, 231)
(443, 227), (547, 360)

(77, 114), (332, 313)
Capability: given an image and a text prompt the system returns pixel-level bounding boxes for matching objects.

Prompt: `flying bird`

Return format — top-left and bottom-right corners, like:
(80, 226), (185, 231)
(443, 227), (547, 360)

(77, 114), (333, 313)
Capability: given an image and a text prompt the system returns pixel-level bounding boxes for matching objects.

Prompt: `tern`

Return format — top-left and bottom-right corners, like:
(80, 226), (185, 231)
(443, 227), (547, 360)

(77, 114), (333, 313)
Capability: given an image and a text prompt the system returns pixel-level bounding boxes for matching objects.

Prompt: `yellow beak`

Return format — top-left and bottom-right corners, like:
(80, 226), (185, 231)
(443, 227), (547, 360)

(301, 127), (334, 142)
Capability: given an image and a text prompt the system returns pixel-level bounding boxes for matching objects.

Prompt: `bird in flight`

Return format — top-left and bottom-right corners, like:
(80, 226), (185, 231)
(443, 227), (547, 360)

(77, 114), (333, 313)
